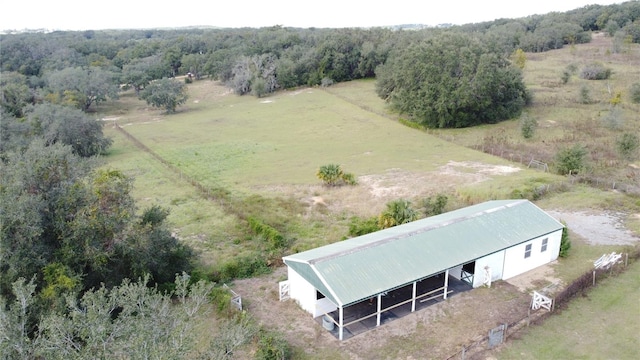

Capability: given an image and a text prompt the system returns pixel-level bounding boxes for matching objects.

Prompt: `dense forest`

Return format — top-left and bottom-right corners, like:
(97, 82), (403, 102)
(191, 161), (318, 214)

(1, 1), (639, 358)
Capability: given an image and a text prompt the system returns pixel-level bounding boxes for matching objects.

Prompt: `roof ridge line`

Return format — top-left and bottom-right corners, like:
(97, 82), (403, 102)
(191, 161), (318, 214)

(307, 199), (527, 265)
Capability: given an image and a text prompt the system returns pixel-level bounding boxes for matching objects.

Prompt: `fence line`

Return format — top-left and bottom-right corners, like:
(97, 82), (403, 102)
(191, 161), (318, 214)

(113, 124), (244, 219)
(445, 248), (639, 360)
(469, 144), (640, 197)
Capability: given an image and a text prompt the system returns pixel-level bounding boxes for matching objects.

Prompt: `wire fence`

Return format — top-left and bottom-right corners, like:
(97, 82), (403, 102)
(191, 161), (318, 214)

(445, 248), (640, 360)
(113, 124), (243, 219)
(470, 144), (640, 197)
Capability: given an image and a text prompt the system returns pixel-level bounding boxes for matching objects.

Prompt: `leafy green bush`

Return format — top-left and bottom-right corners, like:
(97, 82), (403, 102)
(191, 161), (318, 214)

(214, 255), (271, 283)
(520, 112), (538, 139)
(617, 133), (640, 160)
(348, 216), (380, 237)
(210, 286), (233, 314)
(421, 194), (448, 217)
(554, 144), (588, 175)
(341, 172), (357, 185)
(559, 222), (571, 258)
(255, 330), (291, 360)
(248, 217), (286, 250)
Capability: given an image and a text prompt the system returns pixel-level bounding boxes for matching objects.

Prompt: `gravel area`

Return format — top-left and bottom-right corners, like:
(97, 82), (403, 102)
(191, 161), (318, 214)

(547, 211), (639, 246)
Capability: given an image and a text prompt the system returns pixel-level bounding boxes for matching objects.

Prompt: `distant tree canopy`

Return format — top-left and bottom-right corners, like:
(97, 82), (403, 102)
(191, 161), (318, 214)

(376, 32), (529, 128)
(0, 1), (638, 114)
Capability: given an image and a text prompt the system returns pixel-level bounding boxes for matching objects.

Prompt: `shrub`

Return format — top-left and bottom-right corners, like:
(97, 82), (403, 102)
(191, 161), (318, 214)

(561, 63), (576, 84)
(255, 330), (291, 360)
(561, 70), (571, 84)
(630, 83), (640, 104)
(580, 62), (612, 80)
(348, 216), (380, 237)
(422, 194), (448, 217)
(316, 164), (357, 186)
(617, 133), (640, 160)
(378, 199), (418, 229)
(559, 222), (571, 258)
(554, 144), (587, 175)
(577, 84), (593, 104)
(215, 255), (271, 282)
(520, 112), (538, 139)
(341, 172), (358, 185)
(602, 107), (624, 130)
(512, 48), (526, 69)
(210, 286), (233, 314)
(248, 217), (286, 250)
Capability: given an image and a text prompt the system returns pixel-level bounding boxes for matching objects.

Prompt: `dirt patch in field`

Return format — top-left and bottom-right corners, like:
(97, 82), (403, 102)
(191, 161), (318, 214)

(268, 161), (524, 219)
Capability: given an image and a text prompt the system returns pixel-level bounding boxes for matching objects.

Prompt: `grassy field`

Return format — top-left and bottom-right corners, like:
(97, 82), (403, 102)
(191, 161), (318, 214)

(101, 77), (564, 263)
(98, 33), (640, 357)
(494, 259), (640, 360)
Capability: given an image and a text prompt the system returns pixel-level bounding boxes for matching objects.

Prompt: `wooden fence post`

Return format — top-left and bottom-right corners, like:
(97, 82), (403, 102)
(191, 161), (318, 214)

(625, 253), (628, 267)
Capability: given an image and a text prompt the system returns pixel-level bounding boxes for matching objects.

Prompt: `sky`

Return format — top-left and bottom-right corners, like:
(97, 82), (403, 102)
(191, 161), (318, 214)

(1, 0), (625, 31)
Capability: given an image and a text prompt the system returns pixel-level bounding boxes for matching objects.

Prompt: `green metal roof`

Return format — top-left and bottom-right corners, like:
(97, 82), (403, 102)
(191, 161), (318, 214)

(283, 199), (564, 307)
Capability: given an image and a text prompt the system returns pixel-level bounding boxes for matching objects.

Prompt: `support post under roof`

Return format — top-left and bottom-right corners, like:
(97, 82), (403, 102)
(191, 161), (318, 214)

(339, 306), (344, 341)
(376, 294), (382, 326)
(411, 281), (417, 312)
(444, 269), (450, 300)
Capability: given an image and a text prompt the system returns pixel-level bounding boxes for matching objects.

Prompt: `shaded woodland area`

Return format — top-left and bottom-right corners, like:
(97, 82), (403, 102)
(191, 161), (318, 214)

(1, 1), (639, 358)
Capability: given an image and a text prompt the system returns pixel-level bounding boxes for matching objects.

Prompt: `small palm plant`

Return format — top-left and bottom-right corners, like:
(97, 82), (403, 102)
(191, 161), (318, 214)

(316, 164), (357, 186)
(378, 199), (418, 229)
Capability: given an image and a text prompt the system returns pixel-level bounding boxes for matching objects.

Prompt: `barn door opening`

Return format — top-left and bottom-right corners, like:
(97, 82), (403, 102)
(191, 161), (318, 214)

(461, 261), (475, 285)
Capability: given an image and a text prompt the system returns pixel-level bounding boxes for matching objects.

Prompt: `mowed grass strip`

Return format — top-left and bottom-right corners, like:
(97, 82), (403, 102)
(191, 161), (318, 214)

(495, 259), (640, 360)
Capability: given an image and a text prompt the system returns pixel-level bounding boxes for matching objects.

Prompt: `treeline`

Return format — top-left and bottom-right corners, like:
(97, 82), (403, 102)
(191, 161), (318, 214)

(1, 1), (639, 109)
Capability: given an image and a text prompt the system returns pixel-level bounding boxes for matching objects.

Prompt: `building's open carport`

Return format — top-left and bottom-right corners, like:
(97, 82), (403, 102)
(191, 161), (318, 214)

(319, 272), (473, 340)
(283, 200), (564, 340)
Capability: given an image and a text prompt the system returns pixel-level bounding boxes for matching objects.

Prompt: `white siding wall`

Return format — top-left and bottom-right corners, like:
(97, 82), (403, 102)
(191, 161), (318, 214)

(449, 264), (463, 280)
(472, 251), (506, 288)
(287, 267), (318, 315)
(502, 229), (563, 280)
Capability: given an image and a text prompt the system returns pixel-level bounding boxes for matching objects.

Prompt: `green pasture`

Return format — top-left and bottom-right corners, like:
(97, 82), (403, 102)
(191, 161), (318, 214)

(115, 81), (563, 191)
(102, 78), (567, 264)
(496, 258), (640, 360)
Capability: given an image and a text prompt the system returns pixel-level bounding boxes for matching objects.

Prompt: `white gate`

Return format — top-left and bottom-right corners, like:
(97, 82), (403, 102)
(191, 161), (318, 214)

(223, 284), (242, 311)
(279, 280), (290, 301)
(531, 291), (553, 311)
